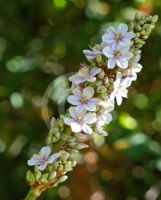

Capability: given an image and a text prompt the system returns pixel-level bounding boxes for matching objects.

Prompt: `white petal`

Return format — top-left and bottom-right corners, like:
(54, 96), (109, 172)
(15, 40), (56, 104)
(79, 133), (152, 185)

(71, 122), (81, 133)
(90, 67), (102, 77)
(27, 155), (41, 166)
(64, 117), (75, 125)
(117, 59), (128, 69)
(82, 124), (93, 134)
(84, 112), (97, 124)
(67, 95), (80, 105)
(85, 102), (97, 111)
(69, 107), (78, 119)
(48, 152), (60, 163)
(118, 23), (128, 34)
(72, 88), (81, 97)
(83, 86), (94, 98)
(103, 47), (113, 58)
(40, 146), (51, 157)
(38, 163), (47, 171)
(116, 95), (123, 106)
(108, 58), (116, 69)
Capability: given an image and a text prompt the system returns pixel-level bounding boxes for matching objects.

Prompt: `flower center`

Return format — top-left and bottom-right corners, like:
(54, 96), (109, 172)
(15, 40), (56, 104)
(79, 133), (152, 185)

(114, 51), (121, 58)
(81, 97), (87, 104)
(115, 33), (123, 41)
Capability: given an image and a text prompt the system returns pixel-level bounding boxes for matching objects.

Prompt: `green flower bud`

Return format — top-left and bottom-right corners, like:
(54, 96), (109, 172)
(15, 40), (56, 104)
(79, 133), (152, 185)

(49, 171), (57, 181)
(26, 170), (36, 184)
(60, 151), (70, 162)
(57, 164), (64, 171)
(34, 167), (41, 181)
(40, 173), (49, 183)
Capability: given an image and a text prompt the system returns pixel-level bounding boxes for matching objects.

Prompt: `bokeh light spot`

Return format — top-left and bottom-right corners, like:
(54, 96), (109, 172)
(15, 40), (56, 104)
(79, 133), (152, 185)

(119, 112), (138, 129)
(10, 92), (24, 108)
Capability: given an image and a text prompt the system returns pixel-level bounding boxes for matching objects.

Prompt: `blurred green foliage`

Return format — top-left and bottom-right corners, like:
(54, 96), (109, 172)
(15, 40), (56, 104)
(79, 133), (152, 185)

(0, 0), (161, 200)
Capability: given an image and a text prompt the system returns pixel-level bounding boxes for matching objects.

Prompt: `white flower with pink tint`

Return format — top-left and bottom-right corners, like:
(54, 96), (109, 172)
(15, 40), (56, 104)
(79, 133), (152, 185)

(69, 67), (101, 84)
(102, 23), (135, 47)
(103, 45), (133, 69)
(110, 72), (130, 105)
(67, 86), (100, 112)
(27, 146), (60, 171)
(64, 107), (96, 134)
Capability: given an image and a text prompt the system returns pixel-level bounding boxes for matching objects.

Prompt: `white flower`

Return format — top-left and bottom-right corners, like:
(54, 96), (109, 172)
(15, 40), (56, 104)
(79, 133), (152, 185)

(67, 86), (100, 112)
(27, 146), (60, 171)
(102, 23), (135, 48)
(97, 111), (112, 126)
(64, 107), (96, 134)
(103, 45), (133, 69)
(110, 72), (130, 105)
(96, 125), (108, 136)
(69, 67), (101, 84)
(127, 63), (143, 82)
(99, 98), (115, 112)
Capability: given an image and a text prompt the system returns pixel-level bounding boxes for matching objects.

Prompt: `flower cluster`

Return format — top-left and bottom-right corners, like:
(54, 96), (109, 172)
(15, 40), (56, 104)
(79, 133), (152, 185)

(25, 14), (157, 198)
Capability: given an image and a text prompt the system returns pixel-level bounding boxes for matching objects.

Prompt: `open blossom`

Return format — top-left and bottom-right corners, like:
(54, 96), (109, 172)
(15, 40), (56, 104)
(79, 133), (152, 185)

(110, 72), (130, 105)
(69, 67), (101, 84)
(27, 146), (60, 171)
(67, 86), (100, 112)
(99, 98), (115, 112)
(102, 23), (135, 47)
(64, 107), (97, 134)
(97, 111), (113, 126)
(103, 45), (133, 69)
(127, 63), (143, 82)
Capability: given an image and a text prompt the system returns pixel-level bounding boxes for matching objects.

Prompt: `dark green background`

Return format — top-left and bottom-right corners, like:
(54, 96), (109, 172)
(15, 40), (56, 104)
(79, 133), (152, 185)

(0, 0), (161, 199)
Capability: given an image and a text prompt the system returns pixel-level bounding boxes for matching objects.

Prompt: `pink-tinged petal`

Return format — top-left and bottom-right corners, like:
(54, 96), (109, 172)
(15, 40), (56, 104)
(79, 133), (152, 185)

(108, 58), (116, 69)
(40, 146), (51, 157)
(48, 152), (60, 163)
(118, 23), (128, 34)
(71, 122), (81, 133)
(67, 95), (80, 105)
(82, 124), (93, 134)
(84, 113), (97, 124)
(103, 47), (113, 58)
(83, 87), (94, 98)
(89, 67), (102, 77)
(64, 117), (75, 125)
(38, 163), (47, 171)
(116, 59), (128, 69)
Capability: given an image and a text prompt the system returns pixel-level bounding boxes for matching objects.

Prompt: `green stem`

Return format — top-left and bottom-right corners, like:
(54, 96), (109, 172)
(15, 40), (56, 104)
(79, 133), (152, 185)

(24, 188), (40, 200)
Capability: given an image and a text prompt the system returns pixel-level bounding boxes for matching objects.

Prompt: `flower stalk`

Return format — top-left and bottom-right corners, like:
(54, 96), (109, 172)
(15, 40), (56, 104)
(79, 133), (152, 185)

(24, 13), (158, 200)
